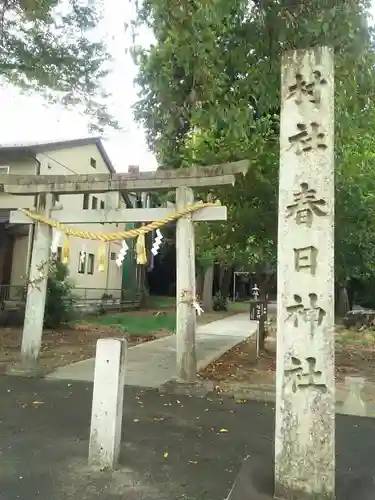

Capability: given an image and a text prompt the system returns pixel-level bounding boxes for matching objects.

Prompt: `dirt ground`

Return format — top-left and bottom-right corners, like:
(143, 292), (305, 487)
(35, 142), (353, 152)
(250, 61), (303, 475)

(0, 306), (241, 373)
(200, 324), (375, 387)
(0, 320), (158, 374)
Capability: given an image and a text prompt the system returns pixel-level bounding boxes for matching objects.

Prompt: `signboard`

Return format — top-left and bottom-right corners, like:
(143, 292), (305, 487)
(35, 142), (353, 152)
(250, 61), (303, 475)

(249, 300), (267, 322)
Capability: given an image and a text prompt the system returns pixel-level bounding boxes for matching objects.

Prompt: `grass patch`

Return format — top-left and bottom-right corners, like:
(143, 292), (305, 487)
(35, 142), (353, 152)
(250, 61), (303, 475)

(335, 327), (375, 349)
(147, 296), (175, 309)
(231, 301), (249, 310)
(92, 313), (176, 335)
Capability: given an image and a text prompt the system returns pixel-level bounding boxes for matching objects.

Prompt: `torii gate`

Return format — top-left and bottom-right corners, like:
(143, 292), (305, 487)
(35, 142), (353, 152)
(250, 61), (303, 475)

(1, 160), (248, 381)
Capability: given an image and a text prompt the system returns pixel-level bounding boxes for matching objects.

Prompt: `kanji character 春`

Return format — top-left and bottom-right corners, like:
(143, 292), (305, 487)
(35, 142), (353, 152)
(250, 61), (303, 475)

(288, 122), (327, 156)
(286, 182), (327, 227)
(285, 356), (327, 393)
(287, 70), (327, 105)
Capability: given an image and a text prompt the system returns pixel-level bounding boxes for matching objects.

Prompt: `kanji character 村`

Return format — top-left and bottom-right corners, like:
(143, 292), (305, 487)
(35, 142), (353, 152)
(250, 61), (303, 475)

(287, 70), (327, 105)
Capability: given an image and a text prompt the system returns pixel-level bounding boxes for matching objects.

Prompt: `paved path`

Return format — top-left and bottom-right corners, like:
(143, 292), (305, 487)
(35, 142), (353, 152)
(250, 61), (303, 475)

(0, 377), (374, 500)
(46, 313), (256, 386)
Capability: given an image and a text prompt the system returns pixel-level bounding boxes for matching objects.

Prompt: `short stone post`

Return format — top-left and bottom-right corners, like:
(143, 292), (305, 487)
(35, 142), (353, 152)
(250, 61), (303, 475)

(20, 194), (53, 370)
(175, 185), (197, 383)
(342, 376), (367, 417)
(275, 47), (335, 498)
(89, 338), (127, 469)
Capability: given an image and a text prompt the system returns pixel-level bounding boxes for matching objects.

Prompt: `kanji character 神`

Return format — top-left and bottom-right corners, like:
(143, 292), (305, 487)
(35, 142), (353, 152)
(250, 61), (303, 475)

(286, 293), (326, 334)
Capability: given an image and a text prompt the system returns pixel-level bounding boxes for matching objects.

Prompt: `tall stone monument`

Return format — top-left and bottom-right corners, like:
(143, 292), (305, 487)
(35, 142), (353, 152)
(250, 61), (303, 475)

(275, 47), (335, 498)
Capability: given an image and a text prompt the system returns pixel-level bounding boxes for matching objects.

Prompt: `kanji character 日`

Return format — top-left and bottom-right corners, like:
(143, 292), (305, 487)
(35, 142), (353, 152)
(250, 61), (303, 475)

(286, 182), (327, 226)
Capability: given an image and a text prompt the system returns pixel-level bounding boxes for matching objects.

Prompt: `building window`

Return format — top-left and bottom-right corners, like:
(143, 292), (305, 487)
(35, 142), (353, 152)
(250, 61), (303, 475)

(83, 194), (89, 210)
(110, 252), (116, 261)
(56, 246), (62, 262)
(0, 165), (10, 174)
(100, 200), (105, 209)
(78, 252), (86, 274)
(92, 196), (98, 209)
(87, 253), (95, 275)
(90, 157), (97, 168)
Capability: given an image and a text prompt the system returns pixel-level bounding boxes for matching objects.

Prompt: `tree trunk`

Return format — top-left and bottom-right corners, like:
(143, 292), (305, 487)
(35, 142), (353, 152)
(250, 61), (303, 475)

(196, 271), (204, 300)
(137, 265), (149, 308)
(219, 267), (232, 299)
(202, 266), (214, 311)
(337, 286), (350, 318)
(257, 274), (267, 300)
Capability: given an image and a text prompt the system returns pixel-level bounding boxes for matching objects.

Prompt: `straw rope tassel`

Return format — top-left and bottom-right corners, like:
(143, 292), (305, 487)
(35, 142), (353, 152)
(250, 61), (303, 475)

(135, 234), (147, 265)
(98, 242), (106, 272)
(62, 236), (70, 264)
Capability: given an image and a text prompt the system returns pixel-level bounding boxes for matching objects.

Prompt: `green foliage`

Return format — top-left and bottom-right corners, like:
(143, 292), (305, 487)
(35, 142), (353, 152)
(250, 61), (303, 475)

(212, 291), (228, 312)
(0, 0), (117, 130)
(44, 261), (75, 329)
(131, 0), (375, 283)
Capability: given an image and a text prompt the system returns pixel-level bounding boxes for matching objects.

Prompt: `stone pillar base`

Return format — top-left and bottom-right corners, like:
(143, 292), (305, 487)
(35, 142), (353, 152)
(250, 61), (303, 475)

(160, 378), (215, 397)
(6, 362), (45, 378)
(226, 455), (273, 500)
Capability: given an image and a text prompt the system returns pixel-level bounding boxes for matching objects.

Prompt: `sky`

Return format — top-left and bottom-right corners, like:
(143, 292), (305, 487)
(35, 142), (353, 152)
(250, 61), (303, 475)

(0, 0), (157, 173)
(1, 2), (374, 173)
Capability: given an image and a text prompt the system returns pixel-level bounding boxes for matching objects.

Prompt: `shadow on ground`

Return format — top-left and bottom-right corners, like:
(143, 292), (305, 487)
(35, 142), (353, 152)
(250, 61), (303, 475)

(0, 377), (374, 499)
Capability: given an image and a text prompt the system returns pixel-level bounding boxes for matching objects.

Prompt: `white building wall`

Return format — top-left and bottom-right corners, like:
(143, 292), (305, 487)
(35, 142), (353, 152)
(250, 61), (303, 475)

(0, 143), (125, 299)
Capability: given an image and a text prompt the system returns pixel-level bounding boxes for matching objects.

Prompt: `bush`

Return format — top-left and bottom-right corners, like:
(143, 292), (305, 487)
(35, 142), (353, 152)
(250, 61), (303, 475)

(96, 293), (114, 316)
(44, 261), (75, 328)
(213, 291), (228, 311)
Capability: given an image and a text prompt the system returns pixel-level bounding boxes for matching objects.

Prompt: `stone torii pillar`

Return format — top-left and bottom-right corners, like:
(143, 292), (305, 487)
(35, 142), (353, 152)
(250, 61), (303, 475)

(4, 161), (249, 380)
(175, 185), (197, 383)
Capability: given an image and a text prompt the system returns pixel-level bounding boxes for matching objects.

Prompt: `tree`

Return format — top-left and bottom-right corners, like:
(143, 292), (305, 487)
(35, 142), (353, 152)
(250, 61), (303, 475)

(44, 260), (75, 328)
(0, 0), (117, 130)
(132, 0), (375, 307)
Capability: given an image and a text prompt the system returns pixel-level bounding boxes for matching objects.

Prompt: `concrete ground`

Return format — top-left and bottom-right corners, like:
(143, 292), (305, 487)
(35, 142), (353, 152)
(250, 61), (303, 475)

(219, 379), (375, 418)
(46, 313), (256, 385)
(1, 377), (375, 500)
